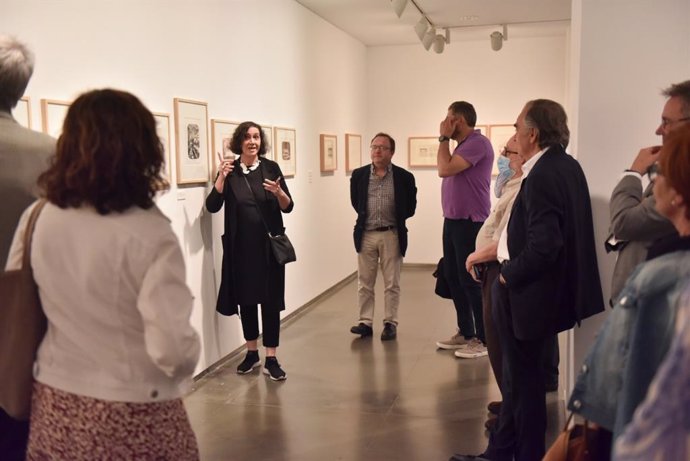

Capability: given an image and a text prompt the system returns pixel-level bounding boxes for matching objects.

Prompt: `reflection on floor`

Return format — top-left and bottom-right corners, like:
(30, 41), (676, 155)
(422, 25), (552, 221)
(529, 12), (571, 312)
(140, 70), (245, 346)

(185, 267), (565, 461)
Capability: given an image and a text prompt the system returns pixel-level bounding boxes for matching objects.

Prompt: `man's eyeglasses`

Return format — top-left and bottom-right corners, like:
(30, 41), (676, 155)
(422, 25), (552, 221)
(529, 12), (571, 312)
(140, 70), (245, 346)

(370, 145), (391, 151)
(647, 162), (662, 181)
(659, 117), (690, 129)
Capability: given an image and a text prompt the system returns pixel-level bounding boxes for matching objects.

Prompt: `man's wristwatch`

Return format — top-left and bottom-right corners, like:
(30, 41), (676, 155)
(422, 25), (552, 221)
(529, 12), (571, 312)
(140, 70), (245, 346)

(438, 135), (450, 143)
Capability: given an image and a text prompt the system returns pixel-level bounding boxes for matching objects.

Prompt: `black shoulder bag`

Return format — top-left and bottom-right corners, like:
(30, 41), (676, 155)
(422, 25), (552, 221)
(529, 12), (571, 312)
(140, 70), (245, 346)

(242, 175), (296, 265)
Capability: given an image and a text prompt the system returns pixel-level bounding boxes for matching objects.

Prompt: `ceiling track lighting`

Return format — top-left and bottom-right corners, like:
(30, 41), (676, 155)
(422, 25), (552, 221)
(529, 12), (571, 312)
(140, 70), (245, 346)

(391, 0), (451, 54)
(490, 24), (508, 51)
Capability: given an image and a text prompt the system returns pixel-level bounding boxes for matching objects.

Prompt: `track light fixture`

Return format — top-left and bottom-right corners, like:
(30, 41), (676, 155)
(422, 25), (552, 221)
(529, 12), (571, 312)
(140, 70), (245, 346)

(490, 24), (508, 51)
(391, 0), (408, 18)
(422, 27), (436, 50)
(433, 29), (450, 54)
(414, 16), (430, 41)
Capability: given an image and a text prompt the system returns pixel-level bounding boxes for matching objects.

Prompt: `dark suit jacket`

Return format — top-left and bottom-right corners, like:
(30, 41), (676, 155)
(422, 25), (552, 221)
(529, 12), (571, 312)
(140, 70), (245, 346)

(205, 158), (294, 316)
(350, 164), (417, 257)
(500, 145), (604, 340)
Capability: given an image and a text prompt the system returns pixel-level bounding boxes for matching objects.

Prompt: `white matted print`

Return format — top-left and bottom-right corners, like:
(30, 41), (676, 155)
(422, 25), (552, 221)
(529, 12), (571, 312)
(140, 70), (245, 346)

(41, 99), (70, 138)
(260, 124), (274, 160)
(273, 127), (296, 177)
(153, 112), (172, 182)
(14, 96), (31, 128)
(320, 134), (337, 172)
(211, 119), (240, 175)
(408, 136), (439, 168)
(174, 98), (209, 185)
(345, 133), (362, 173)
(489, 124), (516, 176)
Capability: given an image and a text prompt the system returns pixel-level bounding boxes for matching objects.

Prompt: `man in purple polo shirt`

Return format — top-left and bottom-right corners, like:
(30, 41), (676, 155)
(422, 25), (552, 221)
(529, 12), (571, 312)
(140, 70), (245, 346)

(435, 101), (493, 358)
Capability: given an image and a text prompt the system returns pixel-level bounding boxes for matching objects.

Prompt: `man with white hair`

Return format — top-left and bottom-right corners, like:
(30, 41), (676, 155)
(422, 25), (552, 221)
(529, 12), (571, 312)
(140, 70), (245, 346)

(0, 34), (55, 460)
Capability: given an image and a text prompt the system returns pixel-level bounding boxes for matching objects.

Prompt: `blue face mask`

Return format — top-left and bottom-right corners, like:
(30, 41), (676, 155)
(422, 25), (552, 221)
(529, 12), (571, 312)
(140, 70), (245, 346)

(494, 155), (515, 198)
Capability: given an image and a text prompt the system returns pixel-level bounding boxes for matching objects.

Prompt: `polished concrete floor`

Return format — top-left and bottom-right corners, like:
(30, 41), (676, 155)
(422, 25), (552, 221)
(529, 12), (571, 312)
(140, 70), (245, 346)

(185, 267), (565, 461)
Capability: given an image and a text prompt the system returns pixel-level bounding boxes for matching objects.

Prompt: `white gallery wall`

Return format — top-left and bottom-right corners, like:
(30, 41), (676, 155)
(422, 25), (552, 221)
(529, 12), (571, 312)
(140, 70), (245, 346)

(366, 24), (570, 264)
(569, 0), (690, 379)
(2, 0), (368, 372)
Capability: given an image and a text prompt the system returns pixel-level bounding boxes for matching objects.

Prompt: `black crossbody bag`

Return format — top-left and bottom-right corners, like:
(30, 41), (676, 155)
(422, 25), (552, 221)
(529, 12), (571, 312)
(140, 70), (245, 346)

(242, 176), (296, 265)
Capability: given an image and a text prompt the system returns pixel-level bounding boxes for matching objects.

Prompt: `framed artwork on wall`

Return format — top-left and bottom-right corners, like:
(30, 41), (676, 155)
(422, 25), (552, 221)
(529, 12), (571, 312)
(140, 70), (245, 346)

(320, 134), (337, 172)
(475, 124), (489, 136)
(489, 124), (516, 176)
(408, 136), (439, 168)
(261, 124), (274, 160)
(15, 96), (31, 129)
(40, 99), (71, 138)
(211, 119), (240, 176)
(345, 133), (362, 173)
(174, 98), (209, 185)
(153, 112), (172, 182)
(273, 127), (296, 177)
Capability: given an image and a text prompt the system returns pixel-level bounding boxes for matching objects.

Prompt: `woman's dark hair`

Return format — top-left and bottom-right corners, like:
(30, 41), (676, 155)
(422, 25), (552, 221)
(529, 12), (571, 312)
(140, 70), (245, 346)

(659, 126), (690, 220)
(38, 89), (167, 214)
(230, 121), (267, 157)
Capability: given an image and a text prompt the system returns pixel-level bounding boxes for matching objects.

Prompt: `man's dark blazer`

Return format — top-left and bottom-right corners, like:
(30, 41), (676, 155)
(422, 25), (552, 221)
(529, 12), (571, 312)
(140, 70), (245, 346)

(500, 144), (604, 340)
(350, 164), (417, 257)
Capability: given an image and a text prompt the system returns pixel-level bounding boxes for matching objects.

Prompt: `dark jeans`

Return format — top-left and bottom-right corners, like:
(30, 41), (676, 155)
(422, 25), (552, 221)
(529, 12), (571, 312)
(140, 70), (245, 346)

(442, 218), (484, 342)
(485, 279), (549, 461)
(0, 408), (29, 461)
(239, 304), (281, 348)
(480, 262), (559, 392)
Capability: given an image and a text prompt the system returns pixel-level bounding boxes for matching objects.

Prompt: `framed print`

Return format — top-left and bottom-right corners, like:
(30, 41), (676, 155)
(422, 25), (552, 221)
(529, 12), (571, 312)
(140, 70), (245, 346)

(489, 124), (516, 176)
(408, 136), (439, 168)
(153, 112), (172, 181)
(15, 96), (31, 128)
(173, 98), (209, 185)
(211, 119), (240, 175)
(320, 134), (337, 172)
(475, 124), (489, 136)
(345, 133), (362, 173)
(273, 127), (296, 177)
(40, 99), (70, 138)
(261, 124), (274, 160)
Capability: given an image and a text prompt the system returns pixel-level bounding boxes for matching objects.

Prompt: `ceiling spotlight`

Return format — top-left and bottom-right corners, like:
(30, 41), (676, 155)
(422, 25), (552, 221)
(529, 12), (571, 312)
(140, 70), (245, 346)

(490, 24), (508, 51)
(433, 29), (450, 54)
(422, 27), (436, 50)
(391, 0), (408, 18)
(414, 16), (430, 41)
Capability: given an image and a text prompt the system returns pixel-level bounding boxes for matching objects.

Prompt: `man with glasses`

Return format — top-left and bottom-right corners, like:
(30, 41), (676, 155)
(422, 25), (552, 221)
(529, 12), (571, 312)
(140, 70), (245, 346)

(607, 81), (688, 303)
(435, 101), (493, 358)
(350, 133), (417, 340)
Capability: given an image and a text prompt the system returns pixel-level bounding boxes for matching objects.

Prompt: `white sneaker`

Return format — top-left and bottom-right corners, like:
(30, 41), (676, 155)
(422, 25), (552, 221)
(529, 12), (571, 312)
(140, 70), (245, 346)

(436, 333), (469, 350)
(454, 338), (488, 358)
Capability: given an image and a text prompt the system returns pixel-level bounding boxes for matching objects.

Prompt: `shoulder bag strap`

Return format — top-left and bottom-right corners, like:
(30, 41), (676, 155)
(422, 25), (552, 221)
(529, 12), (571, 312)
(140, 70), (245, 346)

(242, 175), (272, 236)
(22, 199), (48, 271)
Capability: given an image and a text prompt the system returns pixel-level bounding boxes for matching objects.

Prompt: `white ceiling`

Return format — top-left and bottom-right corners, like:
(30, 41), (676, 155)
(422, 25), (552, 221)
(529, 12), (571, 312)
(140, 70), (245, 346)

(295, 0), (572, 46)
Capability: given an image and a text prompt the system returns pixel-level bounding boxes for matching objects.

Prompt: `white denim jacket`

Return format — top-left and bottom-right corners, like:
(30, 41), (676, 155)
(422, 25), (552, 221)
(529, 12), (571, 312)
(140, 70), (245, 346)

(6, 201), (200, 403)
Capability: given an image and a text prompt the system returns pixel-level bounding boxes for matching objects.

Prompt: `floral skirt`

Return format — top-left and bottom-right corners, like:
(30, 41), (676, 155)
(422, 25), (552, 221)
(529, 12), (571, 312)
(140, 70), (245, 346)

(27, 382), (199, 461)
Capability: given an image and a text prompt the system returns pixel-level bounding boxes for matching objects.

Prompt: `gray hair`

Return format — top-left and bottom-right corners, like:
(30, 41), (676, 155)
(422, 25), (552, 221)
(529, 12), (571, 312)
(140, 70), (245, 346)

(0, 35), (35, 110)
(524, 99), (570, 149)
(662, 80), (690, 117)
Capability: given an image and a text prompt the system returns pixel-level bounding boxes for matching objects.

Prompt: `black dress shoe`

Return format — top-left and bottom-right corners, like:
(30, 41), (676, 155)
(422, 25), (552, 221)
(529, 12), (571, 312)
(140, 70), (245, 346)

(350, 323), (373, 337)
(487, 401), (501, 415)
(380, 323), (397, 341)
(484, 416), (497, 432)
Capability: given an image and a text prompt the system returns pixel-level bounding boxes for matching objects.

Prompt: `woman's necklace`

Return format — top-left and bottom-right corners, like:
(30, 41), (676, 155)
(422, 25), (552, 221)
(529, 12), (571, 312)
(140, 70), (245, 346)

(239, 158), (261, 175)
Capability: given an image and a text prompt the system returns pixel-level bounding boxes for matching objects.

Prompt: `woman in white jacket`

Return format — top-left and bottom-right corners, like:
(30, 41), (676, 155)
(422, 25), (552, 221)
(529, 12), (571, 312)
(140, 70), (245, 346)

(6, 89), (200, 460)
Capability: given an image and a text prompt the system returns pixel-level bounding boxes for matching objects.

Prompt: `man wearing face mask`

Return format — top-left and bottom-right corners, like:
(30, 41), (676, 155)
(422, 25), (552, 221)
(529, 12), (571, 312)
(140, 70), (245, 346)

(465, 135), (559, 432)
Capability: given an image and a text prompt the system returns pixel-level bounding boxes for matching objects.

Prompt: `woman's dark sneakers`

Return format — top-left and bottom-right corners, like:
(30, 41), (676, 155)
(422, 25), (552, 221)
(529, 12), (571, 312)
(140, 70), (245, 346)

(237, 350), (260, 374)
(263, 356), (287, 381)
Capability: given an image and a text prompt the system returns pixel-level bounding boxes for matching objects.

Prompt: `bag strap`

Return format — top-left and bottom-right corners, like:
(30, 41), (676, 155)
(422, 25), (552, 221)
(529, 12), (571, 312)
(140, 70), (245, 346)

(21, 199), (48, 271)
(241, 175), (272, 236)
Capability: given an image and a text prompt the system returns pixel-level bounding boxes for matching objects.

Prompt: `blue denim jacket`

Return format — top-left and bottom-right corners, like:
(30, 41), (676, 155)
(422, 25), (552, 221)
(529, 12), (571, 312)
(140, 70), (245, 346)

(568, 243), (690, 440)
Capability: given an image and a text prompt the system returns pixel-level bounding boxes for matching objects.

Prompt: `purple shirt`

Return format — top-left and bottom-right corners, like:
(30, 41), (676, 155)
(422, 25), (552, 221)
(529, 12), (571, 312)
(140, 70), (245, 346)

(441, 130), (493, 221)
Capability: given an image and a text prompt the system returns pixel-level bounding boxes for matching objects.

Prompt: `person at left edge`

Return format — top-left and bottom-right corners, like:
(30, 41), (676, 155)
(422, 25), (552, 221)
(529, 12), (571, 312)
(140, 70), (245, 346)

(350, 132), (417, 341)
(205, 121), (294, 381)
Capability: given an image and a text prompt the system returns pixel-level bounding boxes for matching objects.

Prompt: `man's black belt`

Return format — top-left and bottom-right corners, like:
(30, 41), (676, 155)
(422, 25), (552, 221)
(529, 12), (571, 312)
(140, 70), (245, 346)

(370, 226), (395, 232)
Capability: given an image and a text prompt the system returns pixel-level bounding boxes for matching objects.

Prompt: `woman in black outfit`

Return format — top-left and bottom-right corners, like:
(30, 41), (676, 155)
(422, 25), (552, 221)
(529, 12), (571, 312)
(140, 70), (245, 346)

(205, 121), (294, 381)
